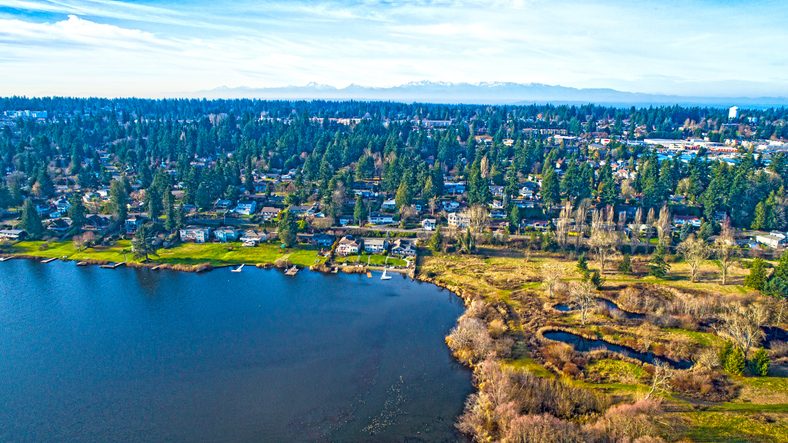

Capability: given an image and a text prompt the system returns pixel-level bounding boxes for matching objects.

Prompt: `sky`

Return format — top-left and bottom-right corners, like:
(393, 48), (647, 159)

(0, 0), (787, 98)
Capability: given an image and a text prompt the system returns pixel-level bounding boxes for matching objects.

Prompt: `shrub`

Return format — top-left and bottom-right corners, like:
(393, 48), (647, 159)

(723, 346), (745, 376)
(592, 399), (663, 442)
(502, 413), (588, 443)
(446, 317), (493, 364)
(562, 362), (581, 377)
(749, 348), (770, 376)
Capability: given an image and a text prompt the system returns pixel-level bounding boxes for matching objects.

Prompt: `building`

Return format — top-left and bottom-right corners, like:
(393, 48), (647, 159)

(448, 211), (471, 228)
(47, 218), (71, 235)
(179, 226), (212, 243)
(214, 199), (233, 211)
(240, 230), (267, 245)
(421, 218), (437, 231)
(234, 200), (257, 216)
(391, 238), (417, 258)
(729, 106), (739, 120)
(673, 215), (701, 228)
(0, 229), (27, 241)
(260, 207), (280, 220)
(215, 227), (240, 242)
(368, 212), (394, 225)
(364, 238), (389, 254)
(756, 232), (788, 248)
(381, 199), (397, 210)
(125, 215), (145, 233)
(337, 235), (362, 255)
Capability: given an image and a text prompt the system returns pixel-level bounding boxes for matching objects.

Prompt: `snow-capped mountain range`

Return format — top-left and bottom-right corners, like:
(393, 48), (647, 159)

(193, 81), (788, 107)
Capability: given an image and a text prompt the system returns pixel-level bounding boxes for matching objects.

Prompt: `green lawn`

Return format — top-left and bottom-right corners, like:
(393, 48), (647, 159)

(9, 240), (325, 267)
(682, 410), (788, 442)
(334, 252), (407, 267)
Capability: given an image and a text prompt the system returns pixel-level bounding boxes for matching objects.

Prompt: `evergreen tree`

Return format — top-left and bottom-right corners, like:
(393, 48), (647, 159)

(576, 252), (589, 278)
(147, 189), (162, 221)
(395, 180), (411, 210)
(68, 193), (87, 229)
(429, 224), (443, 252)
(353, 195), (367, 224)
(175, 203), (185, 230)
(509, 204), (520, 234)
(109, 179), (128, 222)
(749, 348), (770, 376)
(20, 198), (44, 238)
(745, 258), (768, 291)
(165, 193), (176, 232)
(195, 183), (213, 211)
(618, 254), (633, 274)
(278, 209), (297, 248)
(648, 245), (670, 278)
(36, 167), (55, 198)
(540, 164), (560, 208)
(724, 346), (745, 376)
(131, 224), (157, 262)
(752, 201), (768, 230)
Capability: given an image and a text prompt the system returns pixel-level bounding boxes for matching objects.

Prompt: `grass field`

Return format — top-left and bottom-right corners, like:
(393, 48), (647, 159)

(334, 252), (407, 267)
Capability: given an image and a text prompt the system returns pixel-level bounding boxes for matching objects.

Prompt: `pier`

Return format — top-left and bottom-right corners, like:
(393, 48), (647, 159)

(284, 266), (299, 276)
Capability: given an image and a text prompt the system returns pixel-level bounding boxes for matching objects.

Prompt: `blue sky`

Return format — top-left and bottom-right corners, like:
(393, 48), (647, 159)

(1, 0), (787, 97)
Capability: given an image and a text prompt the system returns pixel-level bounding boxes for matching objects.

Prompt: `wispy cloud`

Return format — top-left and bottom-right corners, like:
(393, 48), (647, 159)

(0, 0), (787, 97)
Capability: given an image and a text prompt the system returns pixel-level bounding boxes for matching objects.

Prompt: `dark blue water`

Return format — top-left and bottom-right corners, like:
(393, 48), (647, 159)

(543, 331), (692, 369)
(554, 300), (644, 320)
(0, 260), (472, 442)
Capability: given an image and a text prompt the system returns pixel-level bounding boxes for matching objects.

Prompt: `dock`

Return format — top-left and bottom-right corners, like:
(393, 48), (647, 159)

(76, 261), (88, 266)
(366, 271), (372, 278)
(332, 267), (338, 274)
(231, 264), (245, 273)
(41, 257), (58, 263)
(100, 262), (125, 269)
(285, 266), (299, 276)
(0, 256), (10, 262)
(151, 265), (162, 270)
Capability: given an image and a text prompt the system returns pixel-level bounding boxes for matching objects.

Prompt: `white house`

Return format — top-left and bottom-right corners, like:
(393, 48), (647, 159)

(421, 218), (437, 231)
(381, 199), (397, 210)
(364, 238), (389, 254)
(239, 229), (267, 245)
(234, 200), (257, 216)
(368, 212), (394, 225)
(448, 212), (471, 228)
(391, 238), (417, 258)
(260, 207), (280, 220)
(337, 235), (362, 255)
(180, 226), (212, 243)
(756, 232), (788, 248)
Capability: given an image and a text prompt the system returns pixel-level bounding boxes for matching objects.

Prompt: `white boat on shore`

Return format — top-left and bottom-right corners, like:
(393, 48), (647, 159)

(231, 264), (245, 272)
(381, 268), (392, 280)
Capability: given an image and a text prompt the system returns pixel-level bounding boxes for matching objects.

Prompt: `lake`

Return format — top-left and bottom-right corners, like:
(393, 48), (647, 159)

(0, 260), (472, 442)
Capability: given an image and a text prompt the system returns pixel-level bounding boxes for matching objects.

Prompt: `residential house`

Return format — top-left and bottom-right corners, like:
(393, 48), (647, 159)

(0, 229), (27, 241)
(289, 204), (314, 216)
(215, 227), (241, 242)
(214, 199), (233, 211)
(673, 215), (701, 228)
(444, 182), (466, 195)
(84, 214), (110, 231)
(312, 233), (335, 247)
(47, 218), (71, 235)
(234, 200), (257, 216)
(337, 235), (362, 255)
(756, 232), (788, 248)
(391, 238), (417, 258)
(381, 199), (397, 211)
(448, 211), (471, 228)
(490, 186), (505, 197)
(421, 218), (437, 231)
(54, 197), (71, 214)
(368, 212), (394, 225)
(125, 215), (145, 233)
(260, 207), (280, 221)
(240, 230), (267, 245)
(179, 226), (212, 243)
(338, 215), (354, 226)
(441, 200), (461, 212)
(364, 238), (389, 254)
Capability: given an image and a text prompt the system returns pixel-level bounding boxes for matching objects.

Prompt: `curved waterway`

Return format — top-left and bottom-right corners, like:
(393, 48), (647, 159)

(0, 260), (472, 442)
(544, 331), (692, 369)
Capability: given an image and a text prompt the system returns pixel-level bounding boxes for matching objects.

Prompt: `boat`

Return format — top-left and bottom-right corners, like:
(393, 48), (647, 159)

(380, 268), (392, 280)
(231, 264), (245, 273)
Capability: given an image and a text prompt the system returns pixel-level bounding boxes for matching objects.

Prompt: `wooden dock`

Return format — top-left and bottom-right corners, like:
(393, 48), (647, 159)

(0, 256), (11, 262)
(366, 271), (372, 278)
(41, 257), (58, 263)
(332, 267), (338, 274)
(76, 261), (88, 266)
(151, 265), (162, 270)
(285, 266), (299, 276)
(100, 262), (125, 269)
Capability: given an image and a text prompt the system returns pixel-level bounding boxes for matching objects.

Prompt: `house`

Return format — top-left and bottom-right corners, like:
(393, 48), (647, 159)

(448, 211), (471, 228)
(289, 204), (314, 216)
(84, 214), (111, 230)
(215, 227), (241, 242)
(337, 235), (362, 255)
(313, 233), (335, 247)
(421, 218), (437, 231)
(519, 187), (535, 199)
(756, 232), (788, 248)
(54, 197), (71, 213)
(391, 238), (417, 258)
(214, 199), (233, 211)
(490, 210), (506, 219)
(368, 212), (395, 225)
(338, 215), (354, 226)
(364, 238), (389, 254)
(441, 200), (461, 212)
(234, 200), (257, 216)
(260, 207), (280, 220)
(47, 218), (71, 235)
(491, 200), (504, 209)
(239, 230), (267, 245)
(673, 215), (701, 228)
(444, 182), (466, 195)
(125, 215), (145, 233)
(381, 199), (397, 210)
(490, 186), (505, 197)
(179, 226), (212, 243)
(521, 219), (550, 230)
(0, 229), (26, 241)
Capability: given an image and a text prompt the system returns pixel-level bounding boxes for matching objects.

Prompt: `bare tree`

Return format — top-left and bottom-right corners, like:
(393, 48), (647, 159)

(468, 205), (490, 234)
(630, 207), (643, 254)
(645, 360), (674, 400)
(677, 234), (710, 283)
(574, 203), (588, 251)
(556, 200), (573, 249)
(644, 207), (656, 253)
(589, 228), (618, 274)
(570, 280), (597, 326)
(716, 301), (769, 359)
(714, 217), (738, 285)
(637, 322), (659, 352)
(541, 262), (563, 298)
(656, 204), (672, 247)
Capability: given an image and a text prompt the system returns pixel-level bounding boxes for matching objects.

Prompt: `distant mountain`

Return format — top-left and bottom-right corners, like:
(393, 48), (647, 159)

(189, 81), (788, 108)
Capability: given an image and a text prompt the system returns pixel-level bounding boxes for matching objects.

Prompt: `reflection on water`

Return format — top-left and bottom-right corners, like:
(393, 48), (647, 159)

(0, 260), (473, 442)
(544, 331), (692, 369)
